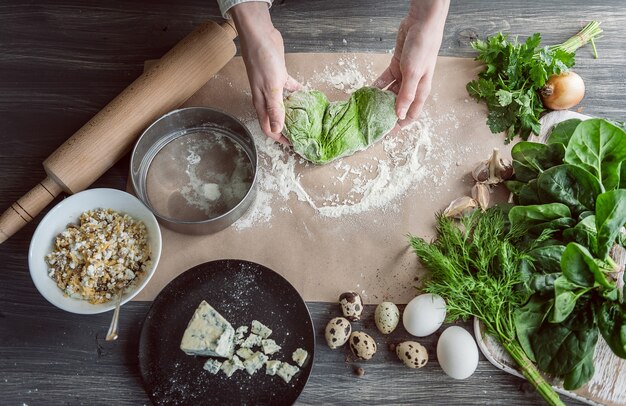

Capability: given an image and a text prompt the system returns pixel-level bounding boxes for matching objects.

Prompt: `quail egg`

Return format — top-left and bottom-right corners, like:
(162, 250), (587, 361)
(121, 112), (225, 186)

(325, 317), (352, 349)
(396, 341), (428, 369)
(339, 291), (363, 321)
(375, 302), (400, 334)
(349, 331), (377, 360)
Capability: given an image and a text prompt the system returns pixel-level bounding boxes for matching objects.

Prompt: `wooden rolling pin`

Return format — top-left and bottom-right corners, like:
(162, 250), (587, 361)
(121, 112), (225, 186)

(0, 21), (237, 244)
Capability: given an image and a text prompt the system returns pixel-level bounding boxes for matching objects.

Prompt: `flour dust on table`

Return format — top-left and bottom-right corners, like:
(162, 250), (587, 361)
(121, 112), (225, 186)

(231, 55), (471, 230)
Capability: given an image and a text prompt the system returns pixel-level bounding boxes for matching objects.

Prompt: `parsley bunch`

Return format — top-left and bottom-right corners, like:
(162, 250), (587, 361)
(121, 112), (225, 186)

(467, 21), (602, 143)
(467, 32), (575, 143)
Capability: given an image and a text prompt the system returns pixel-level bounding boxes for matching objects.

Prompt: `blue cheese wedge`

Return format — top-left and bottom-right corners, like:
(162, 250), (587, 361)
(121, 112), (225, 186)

(244, 352), (268, 375)
(221, 355), (244, 377)
(240, 333), (262, 349)
(236, 347), (254, 360)
(251, 320), (272, 339)
(261, 339), (281, 355)
(180, 301), (235, 358)
(292, 348), (309, 367)
(203, 358), (222, 374)
(265, 360), (281, 376)
(277, 362), (300, 383)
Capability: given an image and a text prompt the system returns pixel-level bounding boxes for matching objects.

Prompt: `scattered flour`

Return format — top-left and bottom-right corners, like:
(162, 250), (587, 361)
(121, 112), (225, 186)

(232, 56), (460, 230)
(303, 56), (376, 93)
(233, 115), (436, 229)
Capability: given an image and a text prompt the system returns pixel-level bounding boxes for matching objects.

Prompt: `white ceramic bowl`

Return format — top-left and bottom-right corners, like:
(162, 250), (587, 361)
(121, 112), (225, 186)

(28, 188), (162, 314)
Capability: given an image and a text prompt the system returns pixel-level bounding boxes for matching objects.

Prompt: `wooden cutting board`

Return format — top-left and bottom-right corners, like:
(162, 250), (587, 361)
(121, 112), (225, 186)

(134, 53), (513, 304)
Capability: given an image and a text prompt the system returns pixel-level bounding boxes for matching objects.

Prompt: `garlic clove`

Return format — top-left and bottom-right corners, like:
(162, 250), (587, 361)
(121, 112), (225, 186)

(497, 158), (514, 181)
(443, 196), (478, 218)
(474, 148), (514, 184)
(472, 161), (490, 183)
(471, 183), (490, 211)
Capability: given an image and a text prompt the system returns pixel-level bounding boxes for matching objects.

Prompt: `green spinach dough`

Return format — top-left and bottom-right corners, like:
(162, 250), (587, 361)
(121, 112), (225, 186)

(282, 86), (397, 164)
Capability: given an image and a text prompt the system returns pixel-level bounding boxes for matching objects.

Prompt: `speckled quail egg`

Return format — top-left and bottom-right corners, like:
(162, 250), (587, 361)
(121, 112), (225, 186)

(349, 331), (377, 360)
(339, 291), (363, 321)
(375, 302), (400, 334)
(396, 341), (429, 369)
(325, 317), (352, 349)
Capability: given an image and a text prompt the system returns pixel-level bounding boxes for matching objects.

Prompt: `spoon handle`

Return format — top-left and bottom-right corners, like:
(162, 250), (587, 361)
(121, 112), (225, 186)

(106, 293), (122, 341)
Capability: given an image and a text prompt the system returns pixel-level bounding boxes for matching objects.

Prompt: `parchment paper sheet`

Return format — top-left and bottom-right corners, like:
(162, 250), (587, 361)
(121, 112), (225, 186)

(134, 53), (513, 304)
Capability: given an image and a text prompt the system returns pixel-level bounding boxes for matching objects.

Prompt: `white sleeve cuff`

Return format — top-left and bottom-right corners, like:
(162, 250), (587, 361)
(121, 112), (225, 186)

(217, 0), (273, 19)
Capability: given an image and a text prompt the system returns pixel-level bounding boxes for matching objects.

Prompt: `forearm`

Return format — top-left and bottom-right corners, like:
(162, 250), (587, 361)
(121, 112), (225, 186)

(230, 2), (275, 40)
(407, 0), (450, 33)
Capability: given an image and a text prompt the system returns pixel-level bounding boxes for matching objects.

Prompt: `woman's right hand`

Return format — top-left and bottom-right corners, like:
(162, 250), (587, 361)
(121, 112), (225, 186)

(231, 2), (301, 143)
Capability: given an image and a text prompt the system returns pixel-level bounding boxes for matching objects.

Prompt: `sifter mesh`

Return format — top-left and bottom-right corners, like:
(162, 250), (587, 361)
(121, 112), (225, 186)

(144, 128), (254, 222)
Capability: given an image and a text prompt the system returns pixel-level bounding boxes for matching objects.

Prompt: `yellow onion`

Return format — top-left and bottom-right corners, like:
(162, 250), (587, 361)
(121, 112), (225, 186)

(540, 71), (585, 110)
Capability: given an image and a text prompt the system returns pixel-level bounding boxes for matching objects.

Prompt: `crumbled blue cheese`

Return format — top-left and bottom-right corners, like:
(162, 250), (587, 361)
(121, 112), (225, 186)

(240, 333), (262, 349)
(261, 339), (281, 355)
(277, 362), (300, 383)
(236, 347), (254, 360)
(180, 301), (235, 358)
(292, 348), (309, 367)
(203, 358), (222, 374)
(220, 355), (244, 377)
(265, 360), (281, 376)
(244, 352), (268, 375)
(234, 326), (248, 345)
(251, 320), (272, 339)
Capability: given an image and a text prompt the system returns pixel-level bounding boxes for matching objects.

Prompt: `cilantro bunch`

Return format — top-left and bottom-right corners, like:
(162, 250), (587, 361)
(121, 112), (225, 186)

(467, 32), (575, 143)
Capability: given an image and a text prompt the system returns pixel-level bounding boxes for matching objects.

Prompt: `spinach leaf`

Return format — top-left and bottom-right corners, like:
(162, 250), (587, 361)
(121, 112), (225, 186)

(531, 301), (598, 377)
(564, 118), (626, 191)
(551, 276), (589, 323)
(511, 142), (566, 182)
(597, 301), (626, 358)
(528, 273), (561, 294)
(528, 245), (566, 274)
(518, 179), (541, 205)
(513, 159), (541, 183)
(561, 243), (613, 289)
(595, 189), (626, 259)
(547, 118), (582, 147)
(563, 215), (598, 255)
(509, 203), (571, 231)
(505, 180), (526, 195)
(579, 210), (595, 220)
(563, 351), (595, 390)
(537, 164), (602, 216)
(515, 295), (553, 362)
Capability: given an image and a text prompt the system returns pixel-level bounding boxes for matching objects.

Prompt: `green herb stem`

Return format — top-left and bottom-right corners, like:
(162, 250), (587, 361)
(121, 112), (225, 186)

(543, 21), (603, 57)
(501, 340), (565, 406)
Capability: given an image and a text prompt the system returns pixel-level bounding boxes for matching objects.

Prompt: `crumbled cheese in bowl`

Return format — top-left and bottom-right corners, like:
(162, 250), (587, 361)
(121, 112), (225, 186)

(45, 208), (152, 304)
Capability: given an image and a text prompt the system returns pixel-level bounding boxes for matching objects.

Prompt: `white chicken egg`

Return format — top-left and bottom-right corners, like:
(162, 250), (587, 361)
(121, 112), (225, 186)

(437, 326), (479, 379)
(402, 293), (446, 337)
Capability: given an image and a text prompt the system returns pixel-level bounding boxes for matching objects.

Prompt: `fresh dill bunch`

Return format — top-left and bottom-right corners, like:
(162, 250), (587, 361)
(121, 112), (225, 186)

(410, 209), (528, 342)
(409, 208), (564, 406)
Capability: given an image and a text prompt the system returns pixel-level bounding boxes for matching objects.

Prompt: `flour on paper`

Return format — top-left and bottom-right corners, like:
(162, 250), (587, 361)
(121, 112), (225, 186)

(233, 56), (458, 230)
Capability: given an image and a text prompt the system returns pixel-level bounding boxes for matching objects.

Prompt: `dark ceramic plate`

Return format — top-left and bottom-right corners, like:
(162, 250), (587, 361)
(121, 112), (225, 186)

(139, 259), (315, 406)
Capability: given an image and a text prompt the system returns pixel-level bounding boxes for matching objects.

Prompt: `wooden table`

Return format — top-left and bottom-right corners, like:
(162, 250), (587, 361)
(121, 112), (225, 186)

(1, 1), (624, 404)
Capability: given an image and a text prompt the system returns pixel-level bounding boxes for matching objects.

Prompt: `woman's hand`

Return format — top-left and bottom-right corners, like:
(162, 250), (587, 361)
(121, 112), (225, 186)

(231, 2), (301, 143)
(374, 0), (449, 127)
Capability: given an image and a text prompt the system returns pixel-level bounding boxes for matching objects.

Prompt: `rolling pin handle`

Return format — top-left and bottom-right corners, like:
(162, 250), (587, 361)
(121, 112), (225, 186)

(0, 177), (63, 244)
(219, 20), (237, 40)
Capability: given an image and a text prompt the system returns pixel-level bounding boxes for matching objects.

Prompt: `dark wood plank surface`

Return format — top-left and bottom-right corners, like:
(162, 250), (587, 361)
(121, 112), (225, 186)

(1, 1), (624, 405)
